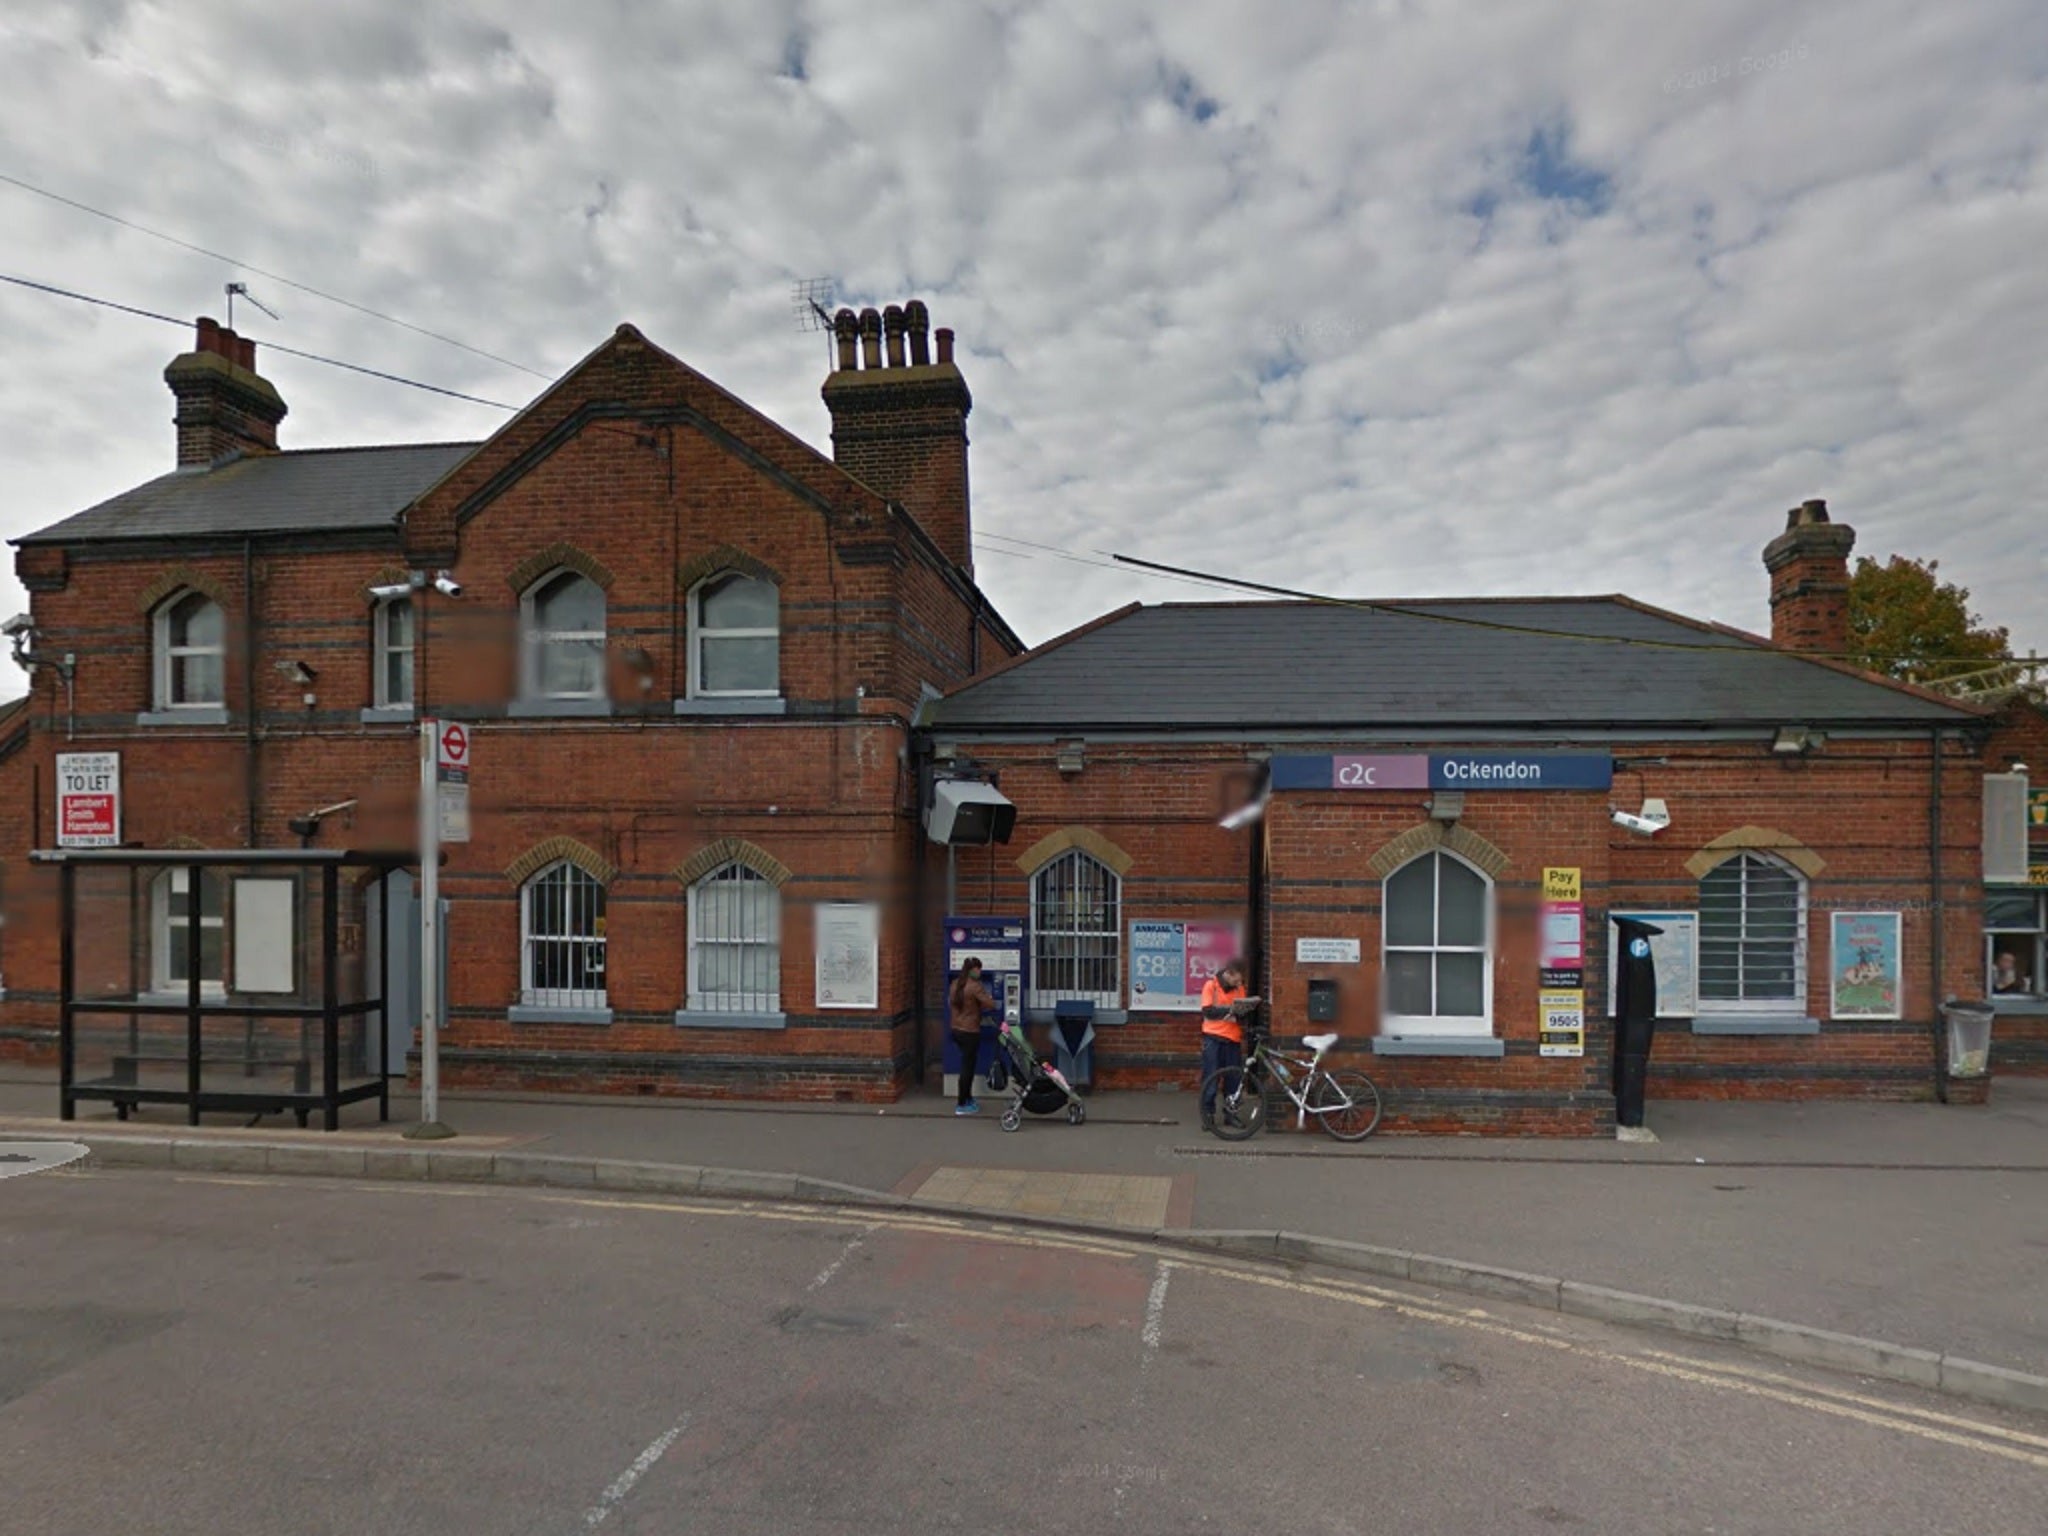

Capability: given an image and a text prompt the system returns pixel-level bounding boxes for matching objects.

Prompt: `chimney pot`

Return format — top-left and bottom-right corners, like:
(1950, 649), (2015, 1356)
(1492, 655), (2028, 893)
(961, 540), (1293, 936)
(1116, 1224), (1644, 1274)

(1763, 498), (1856, 655)
(822, 304), (974, 574)
(833, 308), (859, 371)
(905, 300), (931, 366)
(935, 327), (955, 365)
(166, 314), (287, 467)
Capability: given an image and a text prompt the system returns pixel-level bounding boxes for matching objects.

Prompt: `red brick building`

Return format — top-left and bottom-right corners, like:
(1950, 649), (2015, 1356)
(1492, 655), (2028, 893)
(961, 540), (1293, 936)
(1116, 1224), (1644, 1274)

(2, 304), (1020, 1101)
(2, 310), (2034, 1130)
(927, 501), (2013, 1131)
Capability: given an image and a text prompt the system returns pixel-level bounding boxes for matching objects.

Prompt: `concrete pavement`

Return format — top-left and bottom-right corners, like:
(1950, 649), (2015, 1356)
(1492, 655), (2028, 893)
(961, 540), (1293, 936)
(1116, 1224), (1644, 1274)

(6, 1171), (2046, 1535)
(3, 1071), (2044, 1378)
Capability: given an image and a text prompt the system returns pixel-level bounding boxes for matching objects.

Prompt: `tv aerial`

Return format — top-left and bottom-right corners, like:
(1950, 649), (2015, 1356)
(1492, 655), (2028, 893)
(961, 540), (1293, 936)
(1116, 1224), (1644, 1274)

(225, 281), (280, 329)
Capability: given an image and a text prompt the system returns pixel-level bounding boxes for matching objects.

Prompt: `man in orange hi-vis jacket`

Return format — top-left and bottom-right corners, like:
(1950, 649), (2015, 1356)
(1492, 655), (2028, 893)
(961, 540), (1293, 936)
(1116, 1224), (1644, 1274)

(1198, 959), (1260, 1133)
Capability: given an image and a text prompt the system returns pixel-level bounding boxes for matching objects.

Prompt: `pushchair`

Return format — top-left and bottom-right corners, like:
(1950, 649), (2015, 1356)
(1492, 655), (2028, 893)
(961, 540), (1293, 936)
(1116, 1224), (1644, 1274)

(987, 1018), (1087, 1132)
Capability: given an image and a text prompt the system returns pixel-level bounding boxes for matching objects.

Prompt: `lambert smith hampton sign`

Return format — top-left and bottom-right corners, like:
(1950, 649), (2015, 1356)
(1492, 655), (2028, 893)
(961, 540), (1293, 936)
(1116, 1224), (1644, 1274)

(1269, 753), (1613, 792)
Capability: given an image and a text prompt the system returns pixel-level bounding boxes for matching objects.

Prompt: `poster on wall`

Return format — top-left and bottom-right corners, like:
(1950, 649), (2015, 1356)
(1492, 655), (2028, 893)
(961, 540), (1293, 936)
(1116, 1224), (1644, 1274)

(1605, 912), (1699, 1018)
(815, 902), (880, 1010)
(1538, 988), (1586, 1057)
(1130, 919), (1242, 1010)
(1829, 911), (1902, 1021)
(1540, 867), (1585, 987)
(56, 751), (121, 848)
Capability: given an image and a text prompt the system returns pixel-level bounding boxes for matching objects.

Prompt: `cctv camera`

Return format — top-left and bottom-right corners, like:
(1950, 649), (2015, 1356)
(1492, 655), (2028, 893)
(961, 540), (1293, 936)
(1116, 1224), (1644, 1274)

(1611, 809), (1666, 837)
(1, 613), (33, 639)
(433, 572), (463, 598)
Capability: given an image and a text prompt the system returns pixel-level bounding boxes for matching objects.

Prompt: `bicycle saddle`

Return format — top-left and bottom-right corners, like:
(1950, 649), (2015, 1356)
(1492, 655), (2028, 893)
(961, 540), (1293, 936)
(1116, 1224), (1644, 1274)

(1303, 1032), (1339, 1053)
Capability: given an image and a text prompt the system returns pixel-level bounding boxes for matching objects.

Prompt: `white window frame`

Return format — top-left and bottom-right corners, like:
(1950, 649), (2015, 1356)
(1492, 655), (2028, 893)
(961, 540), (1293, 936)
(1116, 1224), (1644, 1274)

(372, 595), (414, 709)
(153, 591), (226, 710)
(687, 861), (781, 1012)
(1380, 849), (1494, 1037)
(1696, 851), (1809, 1016)
(519, 860), (608, 1009)
(150, 867), (227, 998)
(520, 569), (607, 702)
(1984, 890), (2047, 1002)
(688, 573), (780, 699)
(1028, 849), (1122, 1011)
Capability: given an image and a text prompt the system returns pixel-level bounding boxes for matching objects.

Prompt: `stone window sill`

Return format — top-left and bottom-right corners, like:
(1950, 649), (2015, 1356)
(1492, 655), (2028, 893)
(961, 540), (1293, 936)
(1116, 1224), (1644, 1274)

(507, 1004), (613, 1026)
(1990, 997), (2048, 1016)
(137, 707), (229, 727)
(673, 697), (787, 717)
(1690, 1015), (1820, 1035)
(675, 1009), (787, 1030)
(360, 705), (415, 724)
(507, 698), (613, 719)
(1372, 1035), (1505, 1057)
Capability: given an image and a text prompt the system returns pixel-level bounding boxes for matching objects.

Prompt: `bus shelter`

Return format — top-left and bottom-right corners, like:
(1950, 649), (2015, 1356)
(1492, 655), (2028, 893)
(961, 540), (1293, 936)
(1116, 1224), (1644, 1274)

(31, 847), (413, 1131)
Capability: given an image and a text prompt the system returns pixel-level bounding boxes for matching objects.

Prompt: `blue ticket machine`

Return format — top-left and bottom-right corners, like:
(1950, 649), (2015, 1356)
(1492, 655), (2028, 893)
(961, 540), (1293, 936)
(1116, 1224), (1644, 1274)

(942, 915), (1026, 1097)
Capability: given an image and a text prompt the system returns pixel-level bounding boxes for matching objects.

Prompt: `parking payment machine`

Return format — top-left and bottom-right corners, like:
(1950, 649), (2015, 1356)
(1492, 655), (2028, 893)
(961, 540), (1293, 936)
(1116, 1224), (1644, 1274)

(942, 916), (1026, 1098)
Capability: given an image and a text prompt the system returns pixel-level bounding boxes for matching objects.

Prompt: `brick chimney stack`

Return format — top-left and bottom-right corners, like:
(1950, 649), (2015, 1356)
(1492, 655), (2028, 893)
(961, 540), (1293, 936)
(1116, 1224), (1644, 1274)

(822, 299), (973, 574)
(165, 315), (287, 468)
(1763, 498), (1857, 654)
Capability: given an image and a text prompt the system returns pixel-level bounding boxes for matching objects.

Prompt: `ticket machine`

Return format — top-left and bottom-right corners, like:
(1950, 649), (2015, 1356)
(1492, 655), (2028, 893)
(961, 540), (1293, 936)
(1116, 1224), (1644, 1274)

(942, 915), (1026, 1097)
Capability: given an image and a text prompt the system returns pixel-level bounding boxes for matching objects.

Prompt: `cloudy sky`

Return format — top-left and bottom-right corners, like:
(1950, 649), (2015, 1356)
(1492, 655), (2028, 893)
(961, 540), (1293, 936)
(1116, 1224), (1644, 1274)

(3, 0), (2045, 704)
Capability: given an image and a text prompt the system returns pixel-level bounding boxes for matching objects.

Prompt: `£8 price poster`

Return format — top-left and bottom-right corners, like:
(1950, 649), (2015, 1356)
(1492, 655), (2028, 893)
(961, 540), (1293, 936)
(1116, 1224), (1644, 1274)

(1130, 920), (1241, 1010)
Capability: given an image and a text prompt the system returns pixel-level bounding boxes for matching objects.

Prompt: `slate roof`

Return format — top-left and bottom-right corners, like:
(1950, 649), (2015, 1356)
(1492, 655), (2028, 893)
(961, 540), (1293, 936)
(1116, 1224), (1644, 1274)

(934, 598), (1979, 733)
(12, 443), (481, 546)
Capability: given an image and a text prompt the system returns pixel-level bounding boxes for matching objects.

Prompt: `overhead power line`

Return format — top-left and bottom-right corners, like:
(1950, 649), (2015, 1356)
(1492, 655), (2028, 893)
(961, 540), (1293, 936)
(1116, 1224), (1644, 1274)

(1109, 551), (2029, 671)
(1, 272), (521, 411)
(0, 168), (551, 379)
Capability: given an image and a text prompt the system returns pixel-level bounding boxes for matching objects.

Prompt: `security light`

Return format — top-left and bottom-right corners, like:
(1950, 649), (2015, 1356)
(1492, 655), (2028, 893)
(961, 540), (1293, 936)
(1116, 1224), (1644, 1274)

(1772, 726), (1823, 756)
(1, 613), (32, 638)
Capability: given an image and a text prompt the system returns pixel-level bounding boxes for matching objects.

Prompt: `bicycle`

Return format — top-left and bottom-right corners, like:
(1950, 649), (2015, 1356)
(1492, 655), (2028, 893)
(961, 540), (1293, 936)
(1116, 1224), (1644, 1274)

(1200, 1024), (1381, 1141)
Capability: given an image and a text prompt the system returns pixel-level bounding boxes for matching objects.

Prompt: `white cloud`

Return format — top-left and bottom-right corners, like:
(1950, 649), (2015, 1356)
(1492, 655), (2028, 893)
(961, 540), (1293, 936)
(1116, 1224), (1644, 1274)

(2, 0), (2044, 708)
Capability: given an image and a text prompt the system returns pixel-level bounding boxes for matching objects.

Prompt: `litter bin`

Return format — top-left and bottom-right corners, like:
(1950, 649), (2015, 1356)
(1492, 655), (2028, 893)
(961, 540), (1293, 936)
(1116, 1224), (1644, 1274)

(1942, 999), (1995, 1080)
(1053, 1000), (1097, 1091)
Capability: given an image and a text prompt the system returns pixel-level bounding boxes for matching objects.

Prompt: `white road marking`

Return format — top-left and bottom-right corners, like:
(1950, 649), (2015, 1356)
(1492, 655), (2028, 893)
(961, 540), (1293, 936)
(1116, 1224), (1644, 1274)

(1140, 1259), (1171, 1357)
(806, 1231), (867, 1292)
(581, 1416), (690, 1530)
(164, 1174), (2047, 1470)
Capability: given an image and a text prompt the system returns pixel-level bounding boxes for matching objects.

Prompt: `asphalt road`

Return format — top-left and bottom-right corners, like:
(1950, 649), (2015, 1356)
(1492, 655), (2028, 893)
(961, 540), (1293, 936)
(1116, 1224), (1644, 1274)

(4, 1170), (2045, 1535)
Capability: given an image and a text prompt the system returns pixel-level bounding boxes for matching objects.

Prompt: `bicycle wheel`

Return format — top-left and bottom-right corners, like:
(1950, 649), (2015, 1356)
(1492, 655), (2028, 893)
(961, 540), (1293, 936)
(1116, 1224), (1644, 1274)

(1309, 1069), (1382, 1141)
(1201, 1064), (1266, 1141)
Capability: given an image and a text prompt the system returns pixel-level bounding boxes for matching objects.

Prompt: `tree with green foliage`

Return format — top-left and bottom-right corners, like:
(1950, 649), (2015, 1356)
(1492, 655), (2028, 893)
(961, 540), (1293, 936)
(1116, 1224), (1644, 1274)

(1846, 555), (2010, 682)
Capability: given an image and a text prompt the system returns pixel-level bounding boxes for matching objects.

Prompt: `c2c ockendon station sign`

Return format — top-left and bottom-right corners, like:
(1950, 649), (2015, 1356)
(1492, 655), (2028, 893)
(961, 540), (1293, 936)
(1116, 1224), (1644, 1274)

(1269, 752), (1613, 792)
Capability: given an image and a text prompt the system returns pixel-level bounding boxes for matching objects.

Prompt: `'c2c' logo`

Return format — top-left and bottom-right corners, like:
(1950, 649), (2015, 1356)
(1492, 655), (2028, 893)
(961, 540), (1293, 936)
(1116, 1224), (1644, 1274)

(0, 1142), (90, 1181)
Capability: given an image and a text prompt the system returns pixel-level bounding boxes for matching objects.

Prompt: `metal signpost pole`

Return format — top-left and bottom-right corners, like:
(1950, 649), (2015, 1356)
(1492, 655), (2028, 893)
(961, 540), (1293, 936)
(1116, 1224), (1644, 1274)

(405, 718), (454, 1140)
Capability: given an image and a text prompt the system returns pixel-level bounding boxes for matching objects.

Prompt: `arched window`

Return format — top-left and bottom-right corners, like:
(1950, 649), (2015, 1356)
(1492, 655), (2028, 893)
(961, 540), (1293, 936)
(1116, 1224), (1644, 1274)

(1698, 852), (1807, 1013)
(688, 861), (780, 1012)
(521, 570), (606, 701)
(1030, 850), (1122, 1010)
(151, 867), (225, 995)
(690, 573), (779, 698)
(520, 860), (607, 1008)
(1382, 850), (1492, 1033)
(372, 595), (414, 708)
(154, 591), (225, 709)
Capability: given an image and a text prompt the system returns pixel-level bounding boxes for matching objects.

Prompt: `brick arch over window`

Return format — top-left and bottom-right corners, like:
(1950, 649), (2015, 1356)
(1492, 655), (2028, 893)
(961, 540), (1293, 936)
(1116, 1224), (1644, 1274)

(136, 567), (229, 614)
(1366, 822), (1510, 881)
(506, 543), (615, 596)
(1685, 827), (1826, 881)
(676, 545), (782, 593)
(1014, 827), (1134, 878)
(363, 566), (412, 600)
(674, 837), (791, 890)
(505, 836), (617, 888)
